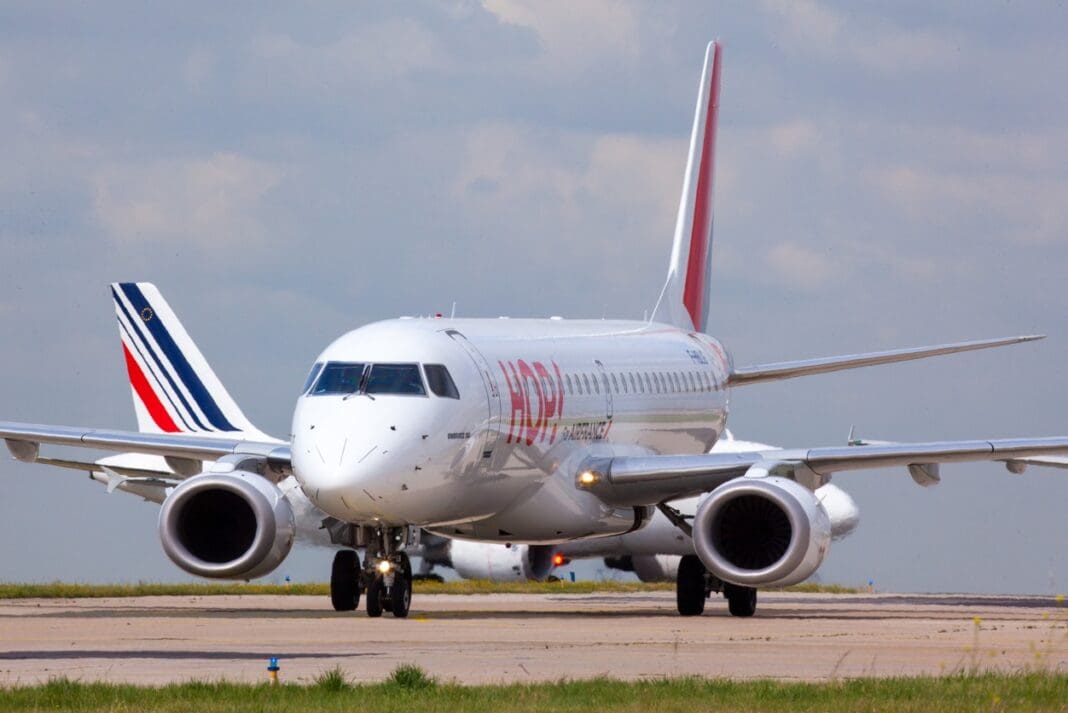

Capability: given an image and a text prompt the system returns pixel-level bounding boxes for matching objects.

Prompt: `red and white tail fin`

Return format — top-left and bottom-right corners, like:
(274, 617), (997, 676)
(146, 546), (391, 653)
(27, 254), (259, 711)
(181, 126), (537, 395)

(652, 41), (722, 334)
(111, 282), (267, 439)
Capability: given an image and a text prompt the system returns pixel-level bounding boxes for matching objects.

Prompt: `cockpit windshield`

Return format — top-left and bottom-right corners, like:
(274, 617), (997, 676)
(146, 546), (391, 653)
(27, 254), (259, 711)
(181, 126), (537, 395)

(365, 364), (426, 396)
(310, 362), (366, 396)
(301, 362), (324, 394)
(308, 362), (427, 397)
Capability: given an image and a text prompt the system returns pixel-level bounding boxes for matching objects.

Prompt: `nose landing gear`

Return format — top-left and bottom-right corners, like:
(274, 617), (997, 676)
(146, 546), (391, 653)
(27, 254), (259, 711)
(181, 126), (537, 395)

(327, 525), (417, 618)
(366, 552), (412, 618)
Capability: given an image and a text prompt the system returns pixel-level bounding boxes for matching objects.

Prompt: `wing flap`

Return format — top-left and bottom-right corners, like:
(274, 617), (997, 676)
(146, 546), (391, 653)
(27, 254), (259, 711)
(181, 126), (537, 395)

(729, 335), (1042, 386)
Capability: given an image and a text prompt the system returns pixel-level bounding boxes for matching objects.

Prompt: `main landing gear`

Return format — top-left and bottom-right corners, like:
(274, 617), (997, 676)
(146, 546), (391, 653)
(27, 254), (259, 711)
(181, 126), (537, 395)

(328, 525), (416, 618)
(675, 554), (757, 617)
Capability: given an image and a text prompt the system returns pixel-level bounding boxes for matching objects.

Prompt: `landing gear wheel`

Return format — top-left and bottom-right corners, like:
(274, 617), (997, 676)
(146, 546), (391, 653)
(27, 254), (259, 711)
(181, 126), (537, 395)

(390, 554), (412, 619)
(330, 550), (361, 612)
(676, 554), (707, 616)
(366, 574), (386, 618)
(724, 583), (757, 617)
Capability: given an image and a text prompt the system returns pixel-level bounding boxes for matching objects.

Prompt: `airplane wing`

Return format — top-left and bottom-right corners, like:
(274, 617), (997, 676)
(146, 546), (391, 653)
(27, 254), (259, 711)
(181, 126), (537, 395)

(728, 335), (1042, 386)
(576, 436), (1068, 506)
(0, 421), (291, 476)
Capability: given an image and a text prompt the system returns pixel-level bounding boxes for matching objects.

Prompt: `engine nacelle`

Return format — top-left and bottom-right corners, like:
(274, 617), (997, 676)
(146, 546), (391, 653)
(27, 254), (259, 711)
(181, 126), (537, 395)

(693, 475), (831, 588)
(630, 554), (681, 583)
(815, 483), (860, 540)
(448, 539), (555, 582)
(158, 472), (295, 580)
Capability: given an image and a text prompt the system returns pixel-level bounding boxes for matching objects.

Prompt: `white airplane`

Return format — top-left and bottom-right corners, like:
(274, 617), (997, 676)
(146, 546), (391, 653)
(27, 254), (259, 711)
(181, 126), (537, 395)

(4, 42), (1067, 619)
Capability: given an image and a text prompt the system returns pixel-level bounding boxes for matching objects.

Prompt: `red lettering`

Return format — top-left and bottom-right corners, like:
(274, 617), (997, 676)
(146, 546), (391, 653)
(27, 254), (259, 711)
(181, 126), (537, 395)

(552, 361), (564, 444)
(534, 362), (555, 444)
(499, 361), (525, 444)
(518, 360), (543, 446)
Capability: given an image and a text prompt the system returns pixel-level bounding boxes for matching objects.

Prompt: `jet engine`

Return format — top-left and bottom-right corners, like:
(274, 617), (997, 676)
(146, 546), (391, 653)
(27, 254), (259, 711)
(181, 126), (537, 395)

(158, 472), (295, 580)
(448, 539), (555, 582)
(692, 475), (831, 588)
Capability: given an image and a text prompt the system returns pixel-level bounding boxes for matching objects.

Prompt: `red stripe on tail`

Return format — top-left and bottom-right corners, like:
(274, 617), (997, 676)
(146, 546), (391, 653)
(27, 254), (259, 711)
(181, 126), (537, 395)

(681, 43), (722, 331)
(122, 343), (180, 433)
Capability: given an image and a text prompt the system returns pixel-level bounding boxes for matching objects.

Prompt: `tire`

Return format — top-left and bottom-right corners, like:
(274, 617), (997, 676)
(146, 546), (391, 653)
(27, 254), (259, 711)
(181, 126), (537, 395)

(390, 567), (410, 619)
(725, 584), (757, 617)
(330, 550), (360, 612)
(366, 575), (385, 618)
(676, 554), (707, 616)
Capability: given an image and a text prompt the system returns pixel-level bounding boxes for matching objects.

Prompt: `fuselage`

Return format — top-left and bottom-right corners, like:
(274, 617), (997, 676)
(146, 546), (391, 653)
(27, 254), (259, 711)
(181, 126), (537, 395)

(290, 317), (731, 543)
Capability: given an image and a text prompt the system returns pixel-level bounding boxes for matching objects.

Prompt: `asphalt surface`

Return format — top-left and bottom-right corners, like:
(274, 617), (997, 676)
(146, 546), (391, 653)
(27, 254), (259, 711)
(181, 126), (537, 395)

(1, 592), (1065, 684)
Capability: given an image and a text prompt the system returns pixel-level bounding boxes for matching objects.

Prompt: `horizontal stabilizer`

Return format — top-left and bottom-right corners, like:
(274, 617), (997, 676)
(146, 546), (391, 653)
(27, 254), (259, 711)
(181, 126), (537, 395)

(729, 335), (1043, 387)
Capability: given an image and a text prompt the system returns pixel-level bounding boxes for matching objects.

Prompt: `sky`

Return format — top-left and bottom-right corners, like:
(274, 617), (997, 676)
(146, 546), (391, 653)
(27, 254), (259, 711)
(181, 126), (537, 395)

(1, 1), (1066, 594)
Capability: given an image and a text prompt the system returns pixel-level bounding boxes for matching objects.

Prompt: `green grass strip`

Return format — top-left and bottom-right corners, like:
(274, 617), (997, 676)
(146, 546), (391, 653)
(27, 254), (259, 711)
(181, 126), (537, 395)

(0, 580), (857, 599)
(1, 670), (1064, 712)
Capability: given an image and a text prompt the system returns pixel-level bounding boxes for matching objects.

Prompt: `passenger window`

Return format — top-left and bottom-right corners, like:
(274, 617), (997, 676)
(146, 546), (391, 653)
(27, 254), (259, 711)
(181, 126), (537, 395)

(566, 374), (574, 395)
(592, 374), (600, 394)
(424, 364), (460, 399)
(621, 374), (628, 394)
(301, 362), (324, 394)
(582, 374), (590, 394)
(311, 362), (366, 396)
(365, 363), (426, 396)
(611, 373), (619, 393)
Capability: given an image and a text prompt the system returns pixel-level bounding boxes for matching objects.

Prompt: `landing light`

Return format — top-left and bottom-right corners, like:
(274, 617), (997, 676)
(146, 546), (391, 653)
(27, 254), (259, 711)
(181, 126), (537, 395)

(377, 560), (393, 574)
(577, 470), (600, 487)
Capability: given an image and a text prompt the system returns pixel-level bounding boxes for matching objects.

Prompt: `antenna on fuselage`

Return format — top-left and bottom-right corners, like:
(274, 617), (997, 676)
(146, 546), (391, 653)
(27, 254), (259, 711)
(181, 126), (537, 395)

(450, 301), (457, 319)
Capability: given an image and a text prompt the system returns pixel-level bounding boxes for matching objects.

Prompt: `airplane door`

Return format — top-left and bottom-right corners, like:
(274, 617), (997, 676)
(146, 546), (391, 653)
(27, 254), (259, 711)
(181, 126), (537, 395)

(445, 330), (502, 462)
(594, 359), (613, 422)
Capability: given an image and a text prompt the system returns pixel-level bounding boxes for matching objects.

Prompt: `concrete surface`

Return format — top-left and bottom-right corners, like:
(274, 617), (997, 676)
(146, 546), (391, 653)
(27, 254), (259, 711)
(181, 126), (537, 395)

(0, 592), (1065, 685)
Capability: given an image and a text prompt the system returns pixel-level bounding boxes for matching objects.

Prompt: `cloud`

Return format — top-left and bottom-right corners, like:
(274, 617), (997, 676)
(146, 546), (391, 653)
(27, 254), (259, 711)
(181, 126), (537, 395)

(249, 18), (442, 91)
(765, 242), (837, 291)
(760, 0), (961, 73)
(453, 122), (683, 250)
(768, 120), (820, 157)
(91, 153), (284, 256)
(481, 0), (640, 72)
(868, 165), (1068, 244)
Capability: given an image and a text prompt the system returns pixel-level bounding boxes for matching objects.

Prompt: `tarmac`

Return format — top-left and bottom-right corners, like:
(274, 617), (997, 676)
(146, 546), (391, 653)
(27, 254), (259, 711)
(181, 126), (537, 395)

(0, 591), (1065, 685)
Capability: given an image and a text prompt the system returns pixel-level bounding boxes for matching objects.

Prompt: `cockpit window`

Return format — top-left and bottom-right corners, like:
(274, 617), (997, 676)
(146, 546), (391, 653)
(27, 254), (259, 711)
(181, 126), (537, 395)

(301, 362), (324, 394)
(424, 364), (460, 398)
(365, 363), (426, 396)
(310, 362), (366, 395)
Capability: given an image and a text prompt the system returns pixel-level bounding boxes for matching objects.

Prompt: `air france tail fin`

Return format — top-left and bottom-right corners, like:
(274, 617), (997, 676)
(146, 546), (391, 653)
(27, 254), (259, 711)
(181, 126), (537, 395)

(652, 41), (722, 334)
(111, 282), (267, 439)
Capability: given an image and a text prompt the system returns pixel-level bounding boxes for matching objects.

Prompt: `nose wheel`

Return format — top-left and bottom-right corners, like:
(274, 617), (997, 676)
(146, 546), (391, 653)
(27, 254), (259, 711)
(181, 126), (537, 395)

(366, 552), (412, 618)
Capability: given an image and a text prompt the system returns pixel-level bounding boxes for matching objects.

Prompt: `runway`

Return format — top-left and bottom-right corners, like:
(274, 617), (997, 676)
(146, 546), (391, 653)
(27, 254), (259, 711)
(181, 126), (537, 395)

(0, 592), (1064, 685)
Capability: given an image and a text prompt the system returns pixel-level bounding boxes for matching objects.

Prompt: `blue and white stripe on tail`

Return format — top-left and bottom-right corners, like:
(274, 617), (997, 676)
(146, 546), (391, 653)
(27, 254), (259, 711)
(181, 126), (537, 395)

(111, 282), (267, 439)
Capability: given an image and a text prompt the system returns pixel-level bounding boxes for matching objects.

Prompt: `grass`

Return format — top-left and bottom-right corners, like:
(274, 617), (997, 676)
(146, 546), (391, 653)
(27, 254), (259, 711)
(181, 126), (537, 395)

(1, 669), (1065, 712)
(0, 580), (858, 599)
